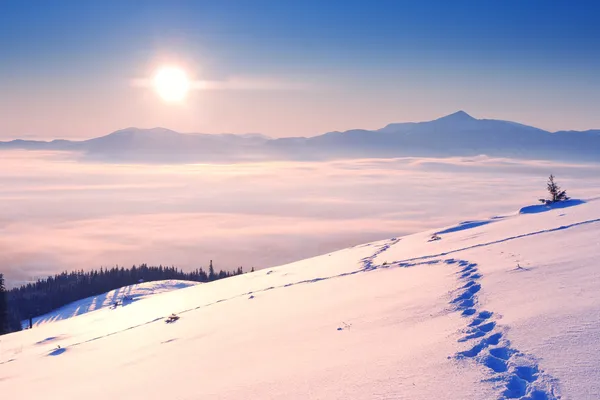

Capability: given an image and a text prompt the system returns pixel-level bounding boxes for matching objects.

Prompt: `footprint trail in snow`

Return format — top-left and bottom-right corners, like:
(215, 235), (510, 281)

(446, 258), (560, 400)
(377, 256), (561, 400)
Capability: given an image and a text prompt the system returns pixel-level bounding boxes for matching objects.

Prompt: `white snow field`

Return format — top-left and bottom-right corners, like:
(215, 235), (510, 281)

(2, 198), (600, 399)
(20, 280), (200, 328)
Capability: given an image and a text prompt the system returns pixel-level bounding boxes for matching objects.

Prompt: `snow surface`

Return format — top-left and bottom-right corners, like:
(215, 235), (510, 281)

(21, 280), (199, 328)
(2, 199), (600, 399)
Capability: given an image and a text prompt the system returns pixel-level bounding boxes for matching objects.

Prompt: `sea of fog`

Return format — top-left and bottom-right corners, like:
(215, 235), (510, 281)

(2, 150), (600, 286)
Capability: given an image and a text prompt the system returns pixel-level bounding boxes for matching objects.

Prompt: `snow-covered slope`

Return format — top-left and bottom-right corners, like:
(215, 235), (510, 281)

(2, 199), (600, 399)
(22, 280), (199, 328)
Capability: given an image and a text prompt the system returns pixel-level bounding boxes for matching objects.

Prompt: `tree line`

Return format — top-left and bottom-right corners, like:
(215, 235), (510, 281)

(0, 261), (250, 335)
(0, 273), (9, 335)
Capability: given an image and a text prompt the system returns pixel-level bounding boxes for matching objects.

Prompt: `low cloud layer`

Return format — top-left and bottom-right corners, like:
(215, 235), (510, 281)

(2, 151), (599, 287)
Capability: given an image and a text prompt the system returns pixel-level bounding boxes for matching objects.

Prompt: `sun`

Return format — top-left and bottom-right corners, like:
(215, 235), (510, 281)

(152, 66), (190, 102)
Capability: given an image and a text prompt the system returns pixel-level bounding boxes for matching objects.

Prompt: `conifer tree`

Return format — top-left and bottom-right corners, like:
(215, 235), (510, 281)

(208, 260), (216, 281)
(547, 174), (569, 203)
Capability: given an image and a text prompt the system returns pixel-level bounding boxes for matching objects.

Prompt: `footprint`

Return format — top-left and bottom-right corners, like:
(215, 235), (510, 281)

(489, 346), (513, 360)
(465, 322), (495, 336)
(521, 390), (550, 400)
(459, 330), (486, 342)
(466, 284), (481, 294)
(457, 332), (504, 358)
(459, 342), (486, 358)
(452, 290), (475, 303)
(515, 365), (539, 382)
(467, 311), (494, 327)
(461, 308), (477, 316)
(460, 264), (477, 272)
(478, 311), (493, 319)
(477, 321), (496, 332)
(503, 375), (528, 398)
(484, 354), (508, 373)
(486, 332), (502, 345)
(459, 265), (476, 273)
(459, 299), (475, 308)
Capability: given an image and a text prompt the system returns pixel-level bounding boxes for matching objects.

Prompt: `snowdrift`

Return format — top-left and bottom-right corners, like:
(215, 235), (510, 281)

(1, 198), (599, 399)
(519, 199), (586, 215)
(21, 280), (199, 328)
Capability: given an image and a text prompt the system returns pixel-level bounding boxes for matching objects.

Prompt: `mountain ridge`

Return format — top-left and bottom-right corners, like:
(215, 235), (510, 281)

(2, 111), (599, 163)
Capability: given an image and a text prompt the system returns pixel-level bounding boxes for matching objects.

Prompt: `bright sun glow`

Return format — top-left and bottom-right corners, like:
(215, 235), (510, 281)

(152, 66), (190, 102)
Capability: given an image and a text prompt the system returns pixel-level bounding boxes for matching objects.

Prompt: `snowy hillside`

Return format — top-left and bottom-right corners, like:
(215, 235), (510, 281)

(2, 199), (600, 399)
(22, 280), (199, 328)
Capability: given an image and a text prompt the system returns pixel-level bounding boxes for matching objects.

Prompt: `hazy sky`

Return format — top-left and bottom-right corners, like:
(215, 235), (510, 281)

(1, 0), (600, 139)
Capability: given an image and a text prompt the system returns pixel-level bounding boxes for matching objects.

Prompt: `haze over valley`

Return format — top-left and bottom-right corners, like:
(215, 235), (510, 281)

(2, 147), (599, 286)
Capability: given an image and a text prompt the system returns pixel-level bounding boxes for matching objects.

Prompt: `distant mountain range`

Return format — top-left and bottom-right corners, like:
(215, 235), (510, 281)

(2, 111), (599, 162)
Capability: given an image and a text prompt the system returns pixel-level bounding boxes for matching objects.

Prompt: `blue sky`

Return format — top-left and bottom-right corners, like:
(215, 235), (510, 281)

(1, 0), (599, 138)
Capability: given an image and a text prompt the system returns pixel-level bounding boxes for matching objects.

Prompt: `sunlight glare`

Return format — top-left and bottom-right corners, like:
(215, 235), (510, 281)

(152, 66), (190, 102)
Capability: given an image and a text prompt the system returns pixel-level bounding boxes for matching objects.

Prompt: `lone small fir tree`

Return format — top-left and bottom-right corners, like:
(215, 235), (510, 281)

(546, 174), (569, 203)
